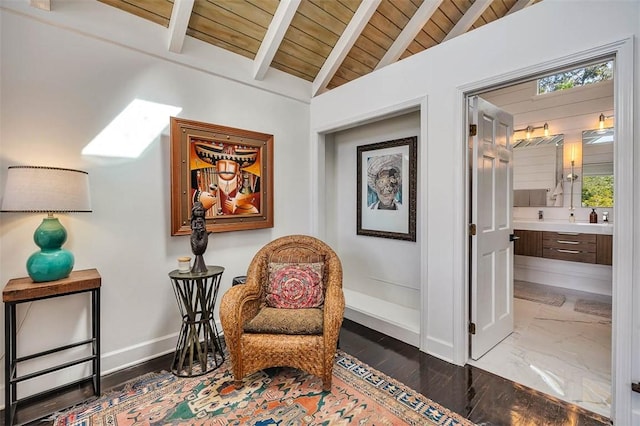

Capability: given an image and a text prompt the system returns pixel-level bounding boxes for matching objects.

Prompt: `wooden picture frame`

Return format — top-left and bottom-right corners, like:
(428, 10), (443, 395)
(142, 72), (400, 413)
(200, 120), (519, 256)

(170, 117), (274, 236)
(356, 136), (417, 241)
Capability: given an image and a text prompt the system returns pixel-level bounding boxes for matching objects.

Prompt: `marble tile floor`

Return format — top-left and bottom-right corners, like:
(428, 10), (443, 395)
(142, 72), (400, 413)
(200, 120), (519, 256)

(468, 281), (612, 419)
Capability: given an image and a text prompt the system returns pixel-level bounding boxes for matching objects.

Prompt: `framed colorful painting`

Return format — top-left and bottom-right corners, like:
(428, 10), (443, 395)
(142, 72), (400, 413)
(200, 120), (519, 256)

(170, 117), (274, 236)
(356, 136), (417, 241)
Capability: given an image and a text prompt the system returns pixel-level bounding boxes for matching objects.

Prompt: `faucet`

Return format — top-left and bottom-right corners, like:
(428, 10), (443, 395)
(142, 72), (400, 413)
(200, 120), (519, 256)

(538, 210), (544, 221)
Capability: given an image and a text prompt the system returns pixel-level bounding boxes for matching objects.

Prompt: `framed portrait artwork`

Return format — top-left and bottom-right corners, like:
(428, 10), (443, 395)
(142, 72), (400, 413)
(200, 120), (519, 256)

(170, 117), (274, 236)
(356, 136), (417, 241)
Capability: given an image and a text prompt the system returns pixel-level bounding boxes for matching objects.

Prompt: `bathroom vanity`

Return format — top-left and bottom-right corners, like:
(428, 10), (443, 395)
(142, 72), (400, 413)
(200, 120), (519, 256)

(514, 222), (612, 265)
(513, 220), (613, 295)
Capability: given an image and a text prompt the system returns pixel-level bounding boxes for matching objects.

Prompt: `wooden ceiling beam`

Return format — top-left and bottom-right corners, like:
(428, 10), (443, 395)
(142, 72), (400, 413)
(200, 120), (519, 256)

(506, 0), (535, 15)
(442, 0), (492, 42)
(29, 0), (50, 11)
(167, 0), (195, 53)
(253, 0), (301, 80)
(312, 0), (382, 97)
(375, 0), (444, 70)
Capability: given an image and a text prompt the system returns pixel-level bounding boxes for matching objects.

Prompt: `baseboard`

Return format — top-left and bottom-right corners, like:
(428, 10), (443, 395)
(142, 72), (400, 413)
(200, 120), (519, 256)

(343, 289), (420, 347)
(424, 335), (456, 365)
(0, 322), (226, 410)
(101, 332), (179, 375)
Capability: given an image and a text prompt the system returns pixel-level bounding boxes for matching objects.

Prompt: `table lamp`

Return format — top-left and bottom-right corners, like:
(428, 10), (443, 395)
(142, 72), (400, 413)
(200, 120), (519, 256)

(1, 166), (92, 282)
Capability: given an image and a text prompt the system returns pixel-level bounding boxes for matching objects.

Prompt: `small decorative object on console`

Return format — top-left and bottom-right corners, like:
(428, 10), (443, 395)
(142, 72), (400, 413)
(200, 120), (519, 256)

(178, 257), (191, 273)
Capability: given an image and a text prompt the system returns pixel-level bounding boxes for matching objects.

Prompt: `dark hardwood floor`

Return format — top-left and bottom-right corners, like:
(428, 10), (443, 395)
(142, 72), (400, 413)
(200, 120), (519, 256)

(4, 319), (610, 426)
(339, 320), (610, 426)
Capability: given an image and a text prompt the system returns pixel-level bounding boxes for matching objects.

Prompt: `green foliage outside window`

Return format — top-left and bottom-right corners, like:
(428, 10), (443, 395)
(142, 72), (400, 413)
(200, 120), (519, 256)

(538, 61), (613, 95)
(582, 175), (614, 207)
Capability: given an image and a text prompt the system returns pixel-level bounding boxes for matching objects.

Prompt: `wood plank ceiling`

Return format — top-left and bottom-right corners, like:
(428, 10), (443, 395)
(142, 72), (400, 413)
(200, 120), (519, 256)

(97, 0), (540, 96)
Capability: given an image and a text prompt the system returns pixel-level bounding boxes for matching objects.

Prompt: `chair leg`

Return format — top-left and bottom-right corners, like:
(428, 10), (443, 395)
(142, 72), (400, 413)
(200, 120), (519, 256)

(322, 374), (332, 392)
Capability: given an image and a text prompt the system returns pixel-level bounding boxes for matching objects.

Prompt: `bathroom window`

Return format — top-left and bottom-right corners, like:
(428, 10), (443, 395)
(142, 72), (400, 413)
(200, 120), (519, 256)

(537, 60), (612, 95)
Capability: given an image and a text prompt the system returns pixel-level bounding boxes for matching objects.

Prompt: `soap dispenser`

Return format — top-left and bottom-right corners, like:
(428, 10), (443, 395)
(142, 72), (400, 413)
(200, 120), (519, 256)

(569, 212), (576, 223)
(590, 208), (598, 223)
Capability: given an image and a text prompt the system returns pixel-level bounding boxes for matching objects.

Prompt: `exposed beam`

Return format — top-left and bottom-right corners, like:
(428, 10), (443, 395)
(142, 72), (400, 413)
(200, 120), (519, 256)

(375, 0), (444, 70)
(312, 0), (382, 97)
(167, 0), (195, 53)
(253, 0), (301, 81)
(442, 0), (492, 42)
(29, 0), (50, 11)
(506, 0), (535, 16)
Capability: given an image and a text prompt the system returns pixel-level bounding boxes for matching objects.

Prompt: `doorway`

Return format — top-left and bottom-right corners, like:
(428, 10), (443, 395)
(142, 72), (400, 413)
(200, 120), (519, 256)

(466, 58), (618, 419)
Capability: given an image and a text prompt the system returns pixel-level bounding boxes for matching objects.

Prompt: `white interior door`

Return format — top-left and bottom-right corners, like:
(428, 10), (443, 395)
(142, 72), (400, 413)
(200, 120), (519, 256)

(469, 96), (514, 360)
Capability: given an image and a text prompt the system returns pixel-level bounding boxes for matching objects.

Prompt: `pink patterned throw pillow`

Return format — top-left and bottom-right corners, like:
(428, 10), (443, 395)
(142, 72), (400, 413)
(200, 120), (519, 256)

(265, 262), (324, 309)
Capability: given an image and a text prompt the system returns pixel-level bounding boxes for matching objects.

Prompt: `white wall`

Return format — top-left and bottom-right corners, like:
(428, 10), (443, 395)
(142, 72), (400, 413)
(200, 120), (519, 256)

(0, 6), (311, 400)
(310, 0), (639, 423)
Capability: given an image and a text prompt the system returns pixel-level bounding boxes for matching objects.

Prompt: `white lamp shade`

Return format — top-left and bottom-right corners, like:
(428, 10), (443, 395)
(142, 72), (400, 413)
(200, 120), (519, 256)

(1, 166), (92, 213)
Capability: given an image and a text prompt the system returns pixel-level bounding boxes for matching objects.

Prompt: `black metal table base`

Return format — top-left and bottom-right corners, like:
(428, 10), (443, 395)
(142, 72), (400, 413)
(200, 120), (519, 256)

(169, 266), (225, 377)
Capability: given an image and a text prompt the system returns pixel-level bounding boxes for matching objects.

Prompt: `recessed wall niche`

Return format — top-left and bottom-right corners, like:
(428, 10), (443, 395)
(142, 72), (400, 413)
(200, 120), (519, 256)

(323, 110), (421, 346)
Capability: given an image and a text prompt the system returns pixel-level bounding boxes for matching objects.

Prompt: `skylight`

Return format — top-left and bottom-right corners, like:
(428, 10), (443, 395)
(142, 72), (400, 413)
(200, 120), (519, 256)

(537, 60), (613, 95)
(83, 99), (182, 158)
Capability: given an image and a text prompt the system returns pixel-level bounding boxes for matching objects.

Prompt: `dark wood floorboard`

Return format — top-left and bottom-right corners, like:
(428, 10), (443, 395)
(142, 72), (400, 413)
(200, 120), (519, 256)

(3, 319), (611, 426)
(339, 320), (611, 426)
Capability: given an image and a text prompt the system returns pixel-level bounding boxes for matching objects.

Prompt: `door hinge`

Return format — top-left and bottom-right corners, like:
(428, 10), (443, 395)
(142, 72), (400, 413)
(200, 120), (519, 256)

(469, 223), (476, 236)
(469, 124), (477, 136)
(468, 322), (476, 335)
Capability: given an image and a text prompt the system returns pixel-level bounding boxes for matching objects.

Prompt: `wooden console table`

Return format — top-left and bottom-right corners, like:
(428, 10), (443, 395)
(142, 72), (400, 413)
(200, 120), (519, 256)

(3, 269), (101, 425)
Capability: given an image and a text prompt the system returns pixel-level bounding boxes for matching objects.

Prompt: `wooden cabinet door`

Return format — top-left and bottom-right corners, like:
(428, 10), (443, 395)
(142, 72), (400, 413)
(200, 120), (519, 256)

(596, 234), (613, 265)
(514, 230), (542, 257)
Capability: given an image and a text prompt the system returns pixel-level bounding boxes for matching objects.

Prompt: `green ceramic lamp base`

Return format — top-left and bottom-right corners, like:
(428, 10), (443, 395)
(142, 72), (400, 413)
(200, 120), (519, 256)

(27, 216), (75, 282)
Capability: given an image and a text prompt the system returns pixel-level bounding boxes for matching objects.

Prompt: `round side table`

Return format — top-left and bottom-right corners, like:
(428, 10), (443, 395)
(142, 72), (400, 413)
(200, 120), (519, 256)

(169, 266), (225, 377)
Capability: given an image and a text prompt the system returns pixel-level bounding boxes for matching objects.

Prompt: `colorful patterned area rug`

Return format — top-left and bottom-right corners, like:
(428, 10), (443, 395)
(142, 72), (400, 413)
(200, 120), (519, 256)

(54, 351), (474, 426)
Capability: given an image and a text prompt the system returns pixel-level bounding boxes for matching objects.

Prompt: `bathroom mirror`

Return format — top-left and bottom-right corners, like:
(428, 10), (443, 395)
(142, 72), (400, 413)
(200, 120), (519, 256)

(512, 134), (564, 207)
(581, 128), (614, 208)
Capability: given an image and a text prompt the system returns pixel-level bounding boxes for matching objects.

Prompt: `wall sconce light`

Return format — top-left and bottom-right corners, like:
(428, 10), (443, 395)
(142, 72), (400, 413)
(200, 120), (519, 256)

(515, 122), (550, 139)
(599, 113), (614, 130)
(566, 160), (579, 212)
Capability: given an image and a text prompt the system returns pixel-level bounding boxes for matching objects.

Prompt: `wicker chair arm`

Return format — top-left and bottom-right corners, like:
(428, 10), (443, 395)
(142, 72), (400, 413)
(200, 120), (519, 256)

(323, 285), (345, 343)
(220, 284), (262, 346)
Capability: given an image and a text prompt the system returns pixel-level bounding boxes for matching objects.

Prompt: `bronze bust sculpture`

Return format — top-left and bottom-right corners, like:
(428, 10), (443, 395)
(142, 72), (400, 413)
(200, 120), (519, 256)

(190, 201), (209, 273)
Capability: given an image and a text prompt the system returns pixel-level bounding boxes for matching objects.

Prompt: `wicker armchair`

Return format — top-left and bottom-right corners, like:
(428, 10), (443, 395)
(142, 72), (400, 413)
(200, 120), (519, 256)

(220, 235), (344, 391)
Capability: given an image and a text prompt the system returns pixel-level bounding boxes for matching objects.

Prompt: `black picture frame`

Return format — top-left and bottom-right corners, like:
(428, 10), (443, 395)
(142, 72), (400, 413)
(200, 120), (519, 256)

(356, 136), (417, 241)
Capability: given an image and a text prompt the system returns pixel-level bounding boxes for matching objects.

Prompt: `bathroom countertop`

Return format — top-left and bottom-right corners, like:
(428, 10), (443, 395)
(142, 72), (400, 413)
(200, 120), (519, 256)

(513, 219), (613, 235)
